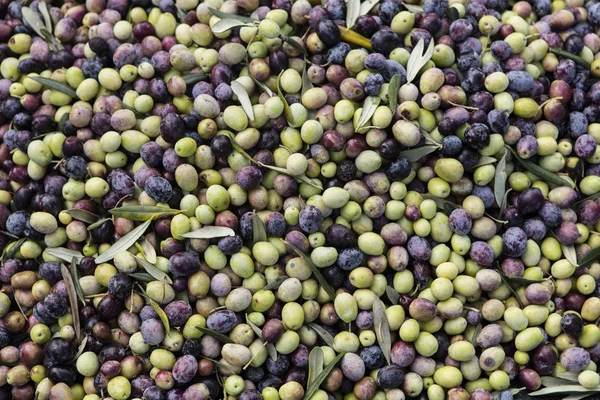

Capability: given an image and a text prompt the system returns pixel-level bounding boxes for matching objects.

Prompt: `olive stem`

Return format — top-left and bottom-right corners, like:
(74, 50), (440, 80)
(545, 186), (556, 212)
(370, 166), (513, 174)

(243, 341), (269, 370)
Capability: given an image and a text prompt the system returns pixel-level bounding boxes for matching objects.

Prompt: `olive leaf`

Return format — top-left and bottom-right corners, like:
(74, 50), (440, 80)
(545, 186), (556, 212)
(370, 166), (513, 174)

(307, 322), (334, 347)
(301, 61), (313, 97)
(469, 156), (497, 170)
(149, 299), (170, 332)
(38, 1), (53, 32)
(109, 205), (181, 220)
(252, 213), (267, 244)
(550, 48), (591, 70)
(180, 226), (236, 239)
(578, 246), (600, 268)
(494, 150), (507, 207)
(282, 240), (336, 301)
(386, 286), (399, 305)
(564, 394), (599, 400)
(177, 7), (187, 23)
(541, 376), (574, 387)
(373, 298), (391, 365)
(70, 335), (88, 363)
(87, 217), (111, 231)
(496, 267), (524, 308)
(401, 3), (423, 12)
(262, 275), (287, 291)
(356, 96), (381, 132)
(388, 74), (402, 112)
(345, 0), (360, 29)
(22, 7), (51, 42)
(182, 73), (208, 86)
(3, 238), (26, 260)
(259, 163), (323, 190)
(208, 7), (257, 23)
(406, 38), (435, 84)
(308, 347), (324, 387)
(558, 372), (582, 382)
(562, 244), (578, 266)
(421, 194), (460, 211)
(470, 323), (482, 345)
(359, 0), (380, 15)
(303, 352), (346, 400)
(252, 76), (274, 97)
(245, 314), (277, 361)
(338, 26), (372, 50)
(230, 81), (255, 121)
(45, 247), (85, 264)
(137, 237), (157, 263)
(66, 209), (99, 224)
(128, 273), (155, 283)
(281, 36), (306, 56)
(61, 264), (81, 341)
(277, 71), (298, 127)
(196, 326), (233, 343)
(530, 385), (600, 396)
(96, 220), (152, 264)
(134, 255), (173, 284)
(71, 257), (86, 306)
(506, 146), (575, 188)
(398, 144), (440, 162)
(29, 76), (79, 99)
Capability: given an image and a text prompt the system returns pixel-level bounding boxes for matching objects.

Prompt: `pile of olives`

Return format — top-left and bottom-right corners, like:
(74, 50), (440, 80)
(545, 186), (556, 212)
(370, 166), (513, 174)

(0, 0), (600, 398)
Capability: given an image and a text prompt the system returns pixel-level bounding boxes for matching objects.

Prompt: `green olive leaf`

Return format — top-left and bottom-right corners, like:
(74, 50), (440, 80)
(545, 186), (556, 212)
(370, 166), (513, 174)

(137, 237), (157, 264)
(561, 244), (578, 267)
(109, 205), (181, 221)
(359, 0), (380, 15)
(506, 146), (575, 188)
(307, 322), (334, 347)
(3, 238), (26, 260)
(29, 76), (79, 99)
(282, 240), (336, 301)
(177, 7), (187, 23)
(231, 81), (255, 121)
(494, 150), (507, 207)
(386, 286), (399, 305)
(149, 299), (170, 332)
(134, 255), (173, 284)
(71, 257), (86, 306)
(70, 335), (88, 363)
(550, 48), (591, 70)
(208, 7), (257, 23)
(301, 60), (313, 97)
(61, 264), (81, 341)
(262, 276), (287, 291)
(128, 273), (156, 283)
(373, 298), (391, 365)
(22, 7), (49, 41)
(257, 162), (323, 190)
(245, 314), (277, 361)
(66, 209), (99, 224)
(388, 74), (402, 113)
(252, 213), (267, 244)
(182, 73), (208, 86)
(308, 347), (324, 387)
(277, 70), (298, 127)
(252, 76), (274, 97)
(421, 194), (460, 211)
(401, 3), (423, 12)
(196, 326), (233, 343)
(87, 217), (112, 231)
(281, 36), (306, 56)
(469, 156), (497, 170)
(470, 323), (482, 345)
(303, 352), (346, 400)
(558, 372), (582, 382)
(530, 385), (600, 396)
(398, 144), (439, 162)
(346, 0), (360, 29)
(564, 394), (599, 400)
(406, 38), (434, 84)
(180, 226), (235, 239)
(578, 246), (600, 268)
(96, 220), (152, 264)
(356, 96), (381, 132)
(45, 247), (85, 264)
(37, 1), (53, 32)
